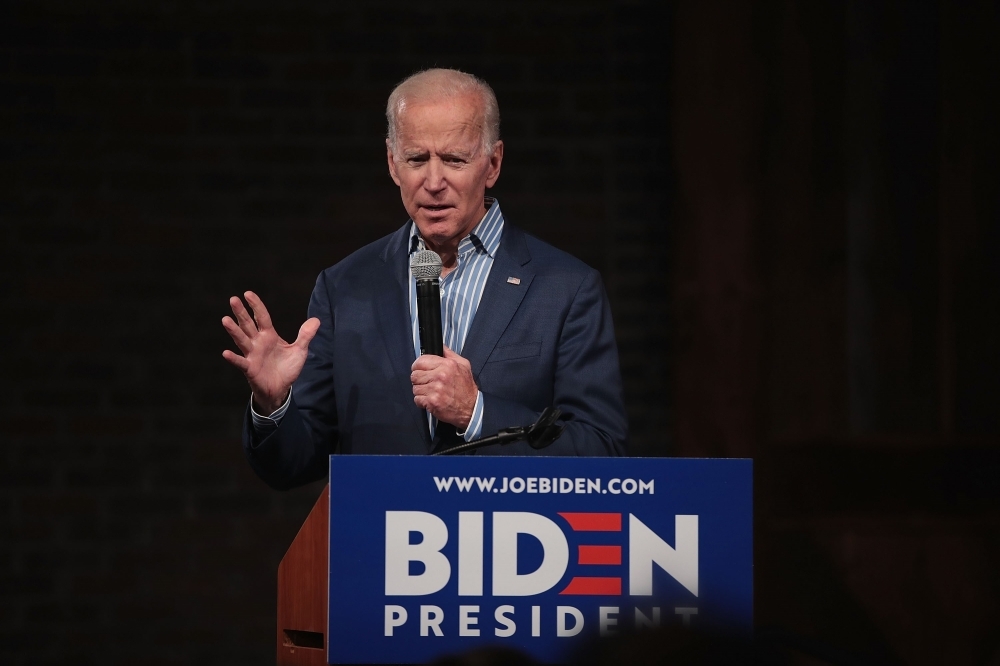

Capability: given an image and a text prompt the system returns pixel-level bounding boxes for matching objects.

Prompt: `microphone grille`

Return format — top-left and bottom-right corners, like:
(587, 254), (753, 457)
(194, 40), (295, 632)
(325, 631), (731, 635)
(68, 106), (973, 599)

(410, 250), (443, 279)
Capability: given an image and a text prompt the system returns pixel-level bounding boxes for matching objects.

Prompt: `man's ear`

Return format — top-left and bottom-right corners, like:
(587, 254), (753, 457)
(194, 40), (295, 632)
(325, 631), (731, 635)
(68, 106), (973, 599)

(485, 140), (504, 188)
(387, 141), (402, 186)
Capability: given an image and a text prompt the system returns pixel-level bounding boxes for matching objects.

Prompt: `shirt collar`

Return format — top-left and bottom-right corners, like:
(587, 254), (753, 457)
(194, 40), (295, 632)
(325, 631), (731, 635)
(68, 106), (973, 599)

(408, 197), (504, 258)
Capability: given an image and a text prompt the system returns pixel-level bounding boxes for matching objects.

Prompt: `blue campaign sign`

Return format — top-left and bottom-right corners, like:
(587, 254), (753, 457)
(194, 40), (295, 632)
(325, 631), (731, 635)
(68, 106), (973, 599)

(327, 456), (752, 664)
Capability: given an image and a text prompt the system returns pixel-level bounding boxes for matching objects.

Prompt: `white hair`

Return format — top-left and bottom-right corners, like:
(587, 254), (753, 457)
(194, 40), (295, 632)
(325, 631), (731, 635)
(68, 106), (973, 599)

(386, 68), (501, 155)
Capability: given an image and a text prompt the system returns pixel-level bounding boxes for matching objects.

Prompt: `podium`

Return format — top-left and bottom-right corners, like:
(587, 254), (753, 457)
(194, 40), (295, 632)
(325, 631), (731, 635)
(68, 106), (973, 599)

(276, 456), (752, 665)
(277, 484), (330, 665)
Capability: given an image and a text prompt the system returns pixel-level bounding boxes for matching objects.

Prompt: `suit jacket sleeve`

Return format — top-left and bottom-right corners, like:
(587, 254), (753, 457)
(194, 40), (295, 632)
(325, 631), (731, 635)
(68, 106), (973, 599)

(478, 268), (628, 457)
(242, 271), (338, 490)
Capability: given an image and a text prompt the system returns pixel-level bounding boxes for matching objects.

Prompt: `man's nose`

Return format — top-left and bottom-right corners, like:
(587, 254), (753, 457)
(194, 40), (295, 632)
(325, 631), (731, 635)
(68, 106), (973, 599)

(423, 158), (447, 193)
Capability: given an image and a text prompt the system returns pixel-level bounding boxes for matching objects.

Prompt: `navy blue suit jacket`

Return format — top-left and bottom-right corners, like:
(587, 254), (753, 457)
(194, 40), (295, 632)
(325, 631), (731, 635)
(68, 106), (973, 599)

(243, 222), (628, 490)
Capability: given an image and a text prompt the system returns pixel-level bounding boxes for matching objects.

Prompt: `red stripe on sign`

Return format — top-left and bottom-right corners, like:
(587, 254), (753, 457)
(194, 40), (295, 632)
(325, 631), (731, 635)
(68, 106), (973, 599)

(578, 545), (622, 565)
(560, 577), (622, 595)
(557, 513), (622, 531)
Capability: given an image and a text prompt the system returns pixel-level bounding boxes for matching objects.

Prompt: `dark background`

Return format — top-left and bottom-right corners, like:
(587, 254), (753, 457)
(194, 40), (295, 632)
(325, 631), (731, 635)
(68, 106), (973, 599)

(2, 1), (998, 664)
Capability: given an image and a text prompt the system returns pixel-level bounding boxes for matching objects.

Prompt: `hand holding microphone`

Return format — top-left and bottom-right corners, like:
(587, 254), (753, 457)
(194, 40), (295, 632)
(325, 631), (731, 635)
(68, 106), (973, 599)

(409, 250), (478, 430)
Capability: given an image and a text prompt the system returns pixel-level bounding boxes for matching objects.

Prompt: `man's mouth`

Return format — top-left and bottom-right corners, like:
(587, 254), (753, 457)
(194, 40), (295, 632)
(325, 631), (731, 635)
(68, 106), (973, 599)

(423, 204), (452, 211)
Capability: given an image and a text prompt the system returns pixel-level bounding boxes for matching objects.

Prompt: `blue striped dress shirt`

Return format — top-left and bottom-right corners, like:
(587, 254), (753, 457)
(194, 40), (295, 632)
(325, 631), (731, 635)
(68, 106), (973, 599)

(252, 198), (504, 444)
(408, 197), (503, 441)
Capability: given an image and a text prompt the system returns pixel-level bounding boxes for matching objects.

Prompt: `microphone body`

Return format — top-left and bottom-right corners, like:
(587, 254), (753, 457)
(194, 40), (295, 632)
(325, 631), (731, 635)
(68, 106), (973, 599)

(415, 278), (444, 356)
(410, 250), (445, 357)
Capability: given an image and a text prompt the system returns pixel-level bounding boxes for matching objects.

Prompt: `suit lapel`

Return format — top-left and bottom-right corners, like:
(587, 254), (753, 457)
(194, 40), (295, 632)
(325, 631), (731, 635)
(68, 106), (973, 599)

(376, 224), (433, 447)
(463, 224), (535, 377)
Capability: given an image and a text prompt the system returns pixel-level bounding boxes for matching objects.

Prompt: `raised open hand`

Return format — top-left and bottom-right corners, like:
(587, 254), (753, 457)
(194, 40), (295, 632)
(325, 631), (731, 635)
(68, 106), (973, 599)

(221, 291), (320, 415)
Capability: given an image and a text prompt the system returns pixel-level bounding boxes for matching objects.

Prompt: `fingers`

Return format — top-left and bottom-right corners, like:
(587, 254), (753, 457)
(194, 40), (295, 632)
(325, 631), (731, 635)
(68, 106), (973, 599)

(230, 296), (258, 339)
(410, 367), (437, 387)
(411, 358), (451, 383)
(221, 316), (252, 353)
(243, 291), (274, 331)
(411, 344), (478, 428)
(411, 369), (446, 391)
(411, 369), (446, 401)
(295, 317), (321, 349)
(412, 388), (442, 409)
(411, 349), (470, 385)
(221, 349), (250, 372)
(412, 354), (446, 372)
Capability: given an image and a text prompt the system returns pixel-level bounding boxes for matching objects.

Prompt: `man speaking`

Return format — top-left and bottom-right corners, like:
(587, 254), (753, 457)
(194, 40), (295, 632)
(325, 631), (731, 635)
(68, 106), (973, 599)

(222, 69), (627, 490)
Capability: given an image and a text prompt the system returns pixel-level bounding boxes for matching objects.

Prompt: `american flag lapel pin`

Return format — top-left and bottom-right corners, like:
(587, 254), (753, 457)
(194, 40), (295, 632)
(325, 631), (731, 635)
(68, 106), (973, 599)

(506, 276), (521, 285)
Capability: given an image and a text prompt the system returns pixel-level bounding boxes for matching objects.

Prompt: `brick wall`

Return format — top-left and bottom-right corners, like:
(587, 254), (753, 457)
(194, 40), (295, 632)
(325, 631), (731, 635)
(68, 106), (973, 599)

(0, 2), (670, 663)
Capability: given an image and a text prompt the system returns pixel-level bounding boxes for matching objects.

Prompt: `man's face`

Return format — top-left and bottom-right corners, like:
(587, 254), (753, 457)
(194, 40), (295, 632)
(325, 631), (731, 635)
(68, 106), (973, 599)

(387, 94), (503, 252)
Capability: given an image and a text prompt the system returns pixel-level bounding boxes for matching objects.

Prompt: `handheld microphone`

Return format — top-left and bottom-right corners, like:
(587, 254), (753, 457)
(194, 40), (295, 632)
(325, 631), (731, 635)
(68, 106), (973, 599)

(410, 250), (444, 357)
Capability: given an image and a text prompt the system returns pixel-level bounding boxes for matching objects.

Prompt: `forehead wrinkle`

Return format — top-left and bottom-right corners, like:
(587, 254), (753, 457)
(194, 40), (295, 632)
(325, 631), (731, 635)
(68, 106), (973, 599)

(395, 114), (483, 159)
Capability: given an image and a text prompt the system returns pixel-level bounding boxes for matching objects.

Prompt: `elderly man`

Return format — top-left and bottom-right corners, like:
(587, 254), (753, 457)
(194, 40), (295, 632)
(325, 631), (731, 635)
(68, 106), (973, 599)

(223, 69), (627, 490)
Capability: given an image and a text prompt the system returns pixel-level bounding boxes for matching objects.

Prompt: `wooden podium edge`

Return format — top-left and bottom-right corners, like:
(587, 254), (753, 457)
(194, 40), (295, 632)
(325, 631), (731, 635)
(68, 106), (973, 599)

(276, 483), (330, 666)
